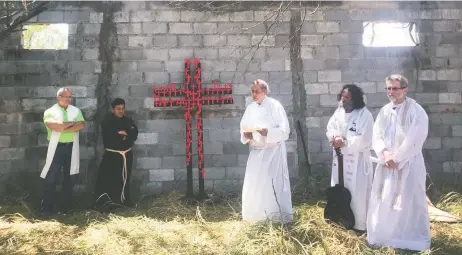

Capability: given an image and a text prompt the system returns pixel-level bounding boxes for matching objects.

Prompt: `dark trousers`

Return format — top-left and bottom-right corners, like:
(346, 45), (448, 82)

(40, 142), (73, 213)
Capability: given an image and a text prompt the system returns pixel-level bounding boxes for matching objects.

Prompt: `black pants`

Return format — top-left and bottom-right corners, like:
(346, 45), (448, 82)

(40, 142), (73, 213)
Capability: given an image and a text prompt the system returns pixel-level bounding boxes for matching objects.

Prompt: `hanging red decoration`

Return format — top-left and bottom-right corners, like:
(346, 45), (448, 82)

(152, 58), (234, 199)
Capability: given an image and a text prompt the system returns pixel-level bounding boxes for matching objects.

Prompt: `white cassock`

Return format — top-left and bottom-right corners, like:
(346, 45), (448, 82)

(326, 105), (374, 231)
(240, 96), (293, 223)
(367, 97), (431, 251)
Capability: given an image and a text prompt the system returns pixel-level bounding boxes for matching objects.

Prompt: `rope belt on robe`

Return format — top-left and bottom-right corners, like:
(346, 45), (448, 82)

(105, 147), (132, 203)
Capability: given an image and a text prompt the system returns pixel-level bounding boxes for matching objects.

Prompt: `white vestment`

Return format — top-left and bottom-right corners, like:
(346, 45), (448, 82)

(40, 104), (81, 179)
(240, 96), (293, 223)
(367, 97), (431, 251)
(326, 106), (374, 231)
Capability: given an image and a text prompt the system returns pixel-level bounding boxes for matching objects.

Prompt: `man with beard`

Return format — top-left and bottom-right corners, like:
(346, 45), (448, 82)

(367, 75), (431, 251)
(93, 98), (138, 211)
(326, 84), (374, 232)
(239, 79), (293, 224)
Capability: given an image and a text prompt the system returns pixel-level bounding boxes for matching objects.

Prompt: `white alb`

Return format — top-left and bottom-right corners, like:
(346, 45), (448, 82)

(240, 96), (293, 223)
(367, 97), (431, 251)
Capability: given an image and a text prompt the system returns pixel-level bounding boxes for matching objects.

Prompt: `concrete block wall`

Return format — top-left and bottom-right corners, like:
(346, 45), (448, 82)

(112, 2), (299, 195)
(302, 1), (462, 179)
(1, 1), (462, 199)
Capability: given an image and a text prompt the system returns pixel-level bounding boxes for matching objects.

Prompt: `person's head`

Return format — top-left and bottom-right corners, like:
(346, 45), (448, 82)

(385, 74), (408, 105)
(250, 79), (270, 104)
(56, 87), (72, 109)
(336, 84), (366, 112)
(111, 98), (125, 118)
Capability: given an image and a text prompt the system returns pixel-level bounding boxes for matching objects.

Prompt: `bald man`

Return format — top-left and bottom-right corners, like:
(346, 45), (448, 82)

(40, 87), (85, 218)
(239, 79), (293, 224)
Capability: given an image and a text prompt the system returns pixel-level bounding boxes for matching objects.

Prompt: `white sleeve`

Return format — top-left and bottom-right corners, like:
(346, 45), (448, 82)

(266, 102), (290, 144)
(394, 105), (429, 164)
(372, 108), (387, 158)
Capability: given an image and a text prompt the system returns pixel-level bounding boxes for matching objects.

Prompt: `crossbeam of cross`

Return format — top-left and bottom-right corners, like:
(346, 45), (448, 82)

(153, 58), (234, 199)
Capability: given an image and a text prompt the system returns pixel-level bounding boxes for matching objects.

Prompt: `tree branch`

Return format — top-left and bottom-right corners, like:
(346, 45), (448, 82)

(0, 1), (52, 42)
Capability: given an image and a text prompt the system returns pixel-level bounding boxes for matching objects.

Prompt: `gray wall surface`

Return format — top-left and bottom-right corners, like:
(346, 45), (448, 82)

(0, 1), (461, 200)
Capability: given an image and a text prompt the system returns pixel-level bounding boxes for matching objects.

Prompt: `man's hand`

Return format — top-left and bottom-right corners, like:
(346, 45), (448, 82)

(383, 150), (397, 169)
(332, 136), (345, 148)
(118, 130), (128, 140)
(62, 121), (85, 132)
(257, 128), (268, 137)
(244, 132), (253, 139)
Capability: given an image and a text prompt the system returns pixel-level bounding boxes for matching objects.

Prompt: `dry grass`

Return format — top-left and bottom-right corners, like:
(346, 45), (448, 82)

(0, 183), (461, 255)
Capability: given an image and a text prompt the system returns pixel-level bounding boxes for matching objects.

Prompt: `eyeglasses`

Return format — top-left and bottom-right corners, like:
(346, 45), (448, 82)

(385, 87), (404, 91)
(250, 89), (263, 94)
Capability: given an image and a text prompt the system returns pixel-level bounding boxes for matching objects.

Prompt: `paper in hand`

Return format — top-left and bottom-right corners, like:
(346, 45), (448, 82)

(242, 125), (262, 133)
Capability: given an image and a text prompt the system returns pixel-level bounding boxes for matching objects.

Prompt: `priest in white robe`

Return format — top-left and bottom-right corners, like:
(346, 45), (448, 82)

(239, 79), (293, 223)
(326, 84), (374, 232)
(367, 74), (431, 251)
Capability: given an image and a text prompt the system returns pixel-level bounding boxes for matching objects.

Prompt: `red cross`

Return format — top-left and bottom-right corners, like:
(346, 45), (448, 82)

(153, 58), (234, 198)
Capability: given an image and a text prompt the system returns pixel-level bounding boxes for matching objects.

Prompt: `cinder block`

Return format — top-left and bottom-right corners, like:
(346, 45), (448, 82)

(436, 69), (460, 81)
(114, 12), (129, 22)
(251, 35), (275, 47)
(37, 11), (64, 22)
(305, 83), (329, 95)
(194, 49), (218, 60)
(83, 24), (100, 35)
(301, 35), (323, 46)
(21, 99), (48, 111)
(416, 93), (438, 105)
(129, 36), (153, 48)
(443, 162), (462, 173)
(193, 23), (217, 34)
(155, 10), (181, 22)
(315, 47), (339, 59)
(318, 70), (341, 82)
(117, 23), (142, 34)
(419, 70), (436, 80)
(130, 11), (154, 22)
(203, 35), (227, 47)
(301, 47), (314, 59)
(423, 137), (442, 149)
(153, 35), (178, 48)
(89, 12), (103, 23)
(169, 23), (193, 34)
(227, 35), (251, 46)
(324, 34), (349, 45)
(0, 136), (11, 148)
(142, 22), (168, 34)
(180, 11), (207, 22)
(149, 169), (174, 181)
(168, 49), (194, 60)
(135, 133), (159, 144)
(162, 156), (187, 168)
(225, 167), (245, 179)
(230, 11), (254, 22)
(211, 154), (237, 167)
(0, 148), (25, 160)
(439, 93), (462, 104)
(136, 157), (162, 169)
(261, 60), (285, 71)
(315, 22), (340, 33)
(436, 45), (459, 58)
